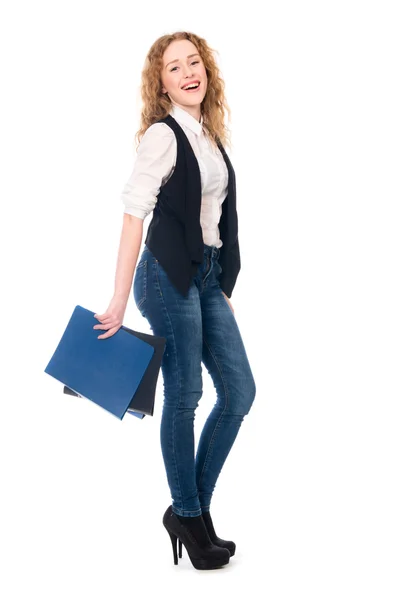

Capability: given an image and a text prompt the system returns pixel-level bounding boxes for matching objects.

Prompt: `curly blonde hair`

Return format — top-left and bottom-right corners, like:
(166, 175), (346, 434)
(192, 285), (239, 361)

(135, 31), (232, 151)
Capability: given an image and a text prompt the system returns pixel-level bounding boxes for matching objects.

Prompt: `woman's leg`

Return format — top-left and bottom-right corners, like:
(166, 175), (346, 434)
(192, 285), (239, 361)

(195, 249), (256, 512)
(133, 245), (204, 517)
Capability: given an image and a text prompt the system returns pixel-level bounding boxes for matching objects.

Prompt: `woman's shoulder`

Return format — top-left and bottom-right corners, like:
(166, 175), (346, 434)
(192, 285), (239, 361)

(136, 120), (177, 160)
(136, 121), (176, 154)
(141, 120), (175, 141)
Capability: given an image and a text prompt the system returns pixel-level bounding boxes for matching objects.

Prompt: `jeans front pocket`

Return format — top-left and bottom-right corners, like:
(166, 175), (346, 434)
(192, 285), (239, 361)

(133, 259), (147, 310)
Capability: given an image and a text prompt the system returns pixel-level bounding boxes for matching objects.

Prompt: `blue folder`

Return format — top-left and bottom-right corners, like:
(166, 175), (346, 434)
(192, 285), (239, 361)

(44, 305), (166, 420)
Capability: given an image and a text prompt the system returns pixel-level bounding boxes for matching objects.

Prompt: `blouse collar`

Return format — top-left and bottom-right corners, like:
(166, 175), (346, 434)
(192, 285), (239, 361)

(170, 103), (203, 136)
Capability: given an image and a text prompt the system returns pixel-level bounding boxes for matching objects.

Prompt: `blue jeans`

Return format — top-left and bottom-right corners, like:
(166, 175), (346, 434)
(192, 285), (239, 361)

(133, 243), (256, 516)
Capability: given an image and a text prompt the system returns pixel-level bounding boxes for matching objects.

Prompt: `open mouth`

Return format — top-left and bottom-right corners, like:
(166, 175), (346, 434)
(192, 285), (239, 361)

(182, 81), (200, 91)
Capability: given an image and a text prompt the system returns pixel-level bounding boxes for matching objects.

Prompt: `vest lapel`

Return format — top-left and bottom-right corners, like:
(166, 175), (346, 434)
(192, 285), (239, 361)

(182, 133), (204, 264)
(164, 115), (204, 264)
(217, 140), (238, 250)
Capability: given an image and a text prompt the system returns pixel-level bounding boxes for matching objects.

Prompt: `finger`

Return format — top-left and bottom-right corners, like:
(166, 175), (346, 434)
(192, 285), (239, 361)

(94, 312), (116, 321)
(97, 326), (120, 339)
(94, 322), (119, 331)
(93, 317), (114, 327)
(94, 314), (113, 322)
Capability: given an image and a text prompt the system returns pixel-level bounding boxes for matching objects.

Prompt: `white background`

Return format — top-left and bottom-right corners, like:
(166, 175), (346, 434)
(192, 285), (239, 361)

(1, 1), (399, 598)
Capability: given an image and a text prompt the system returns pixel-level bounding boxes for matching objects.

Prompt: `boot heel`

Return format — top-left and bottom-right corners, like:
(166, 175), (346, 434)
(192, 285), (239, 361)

(167, 530), (178, 565)
(162, 505), (230, 570)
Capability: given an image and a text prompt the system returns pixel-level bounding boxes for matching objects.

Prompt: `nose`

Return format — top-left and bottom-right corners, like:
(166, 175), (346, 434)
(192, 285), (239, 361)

(182, 65), (194, 78)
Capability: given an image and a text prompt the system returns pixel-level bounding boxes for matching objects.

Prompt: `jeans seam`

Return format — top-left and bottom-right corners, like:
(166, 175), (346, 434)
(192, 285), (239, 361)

(197, 335), (230, 492)
(154, 260), (184, 507)
(136, 260), (147, 309)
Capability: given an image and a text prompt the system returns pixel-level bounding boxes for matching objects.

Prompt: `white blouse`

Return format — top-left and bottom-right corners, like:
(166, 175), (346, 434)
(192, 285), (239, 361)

(120, 103), (229, 248)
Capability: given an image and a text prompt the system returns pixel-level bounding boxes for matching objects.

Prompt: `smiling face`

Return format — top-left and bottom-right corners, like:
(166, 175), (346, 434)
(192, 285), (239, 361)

(160, 39), (208, 121)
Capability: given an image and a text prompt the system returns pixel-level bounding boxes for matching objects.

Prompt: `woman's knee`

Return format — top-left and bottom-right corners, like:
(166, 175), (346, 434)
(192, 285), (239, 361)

(163, 385), (203, 411)
(231, 374), (256, 416)
(243, 375), (256, 415)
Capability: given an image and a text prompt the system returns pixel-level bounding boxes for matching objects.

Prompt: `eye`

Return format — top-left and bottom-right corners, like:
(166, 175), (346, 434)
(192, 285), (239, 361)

(170, 60), (200, 72)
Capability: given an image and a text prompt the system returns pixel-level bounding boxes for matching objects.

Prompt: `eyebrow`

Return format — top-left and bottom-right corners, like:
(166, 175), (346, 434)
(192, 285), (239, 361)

(165, 53), (200, 69)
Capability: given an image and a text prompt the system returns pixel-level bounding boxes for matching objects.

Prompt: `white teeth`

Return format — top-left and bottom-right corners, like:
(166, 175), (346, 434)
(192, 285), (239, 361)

(183, 82), (199, 90)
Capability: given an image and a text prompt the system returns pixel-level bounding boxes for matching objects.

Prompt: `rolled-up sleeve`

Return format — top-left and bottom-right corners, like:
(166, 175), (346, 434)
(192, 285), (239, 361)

(120, 122), (176, 220)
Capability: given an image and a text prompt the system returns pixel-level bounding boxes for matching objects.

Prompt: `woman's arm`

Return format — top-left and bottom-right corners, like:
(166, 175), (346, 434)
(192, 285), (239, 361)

(93, 214), (143, 339)
(93, 124), (176, 340)
(113, 213), (144, 304)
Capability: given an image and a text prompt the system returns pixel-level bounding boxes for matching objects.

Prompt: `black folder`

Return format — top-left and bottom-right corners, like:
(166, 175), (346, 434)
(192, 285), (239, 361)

(44, 305), (166, 420)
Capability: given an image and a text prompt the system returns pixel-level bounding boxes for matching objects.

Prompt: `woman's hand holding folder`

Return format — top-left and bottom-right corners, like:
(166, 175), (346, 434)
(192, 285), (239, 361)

(93, 295), (127, 340)
(44, 305), (166, 419)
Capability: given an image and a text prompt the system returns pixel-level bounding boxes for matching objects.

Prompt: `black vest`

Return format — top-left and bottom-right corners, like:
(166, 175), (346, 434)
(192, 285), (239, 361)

(144, 114), (240, 298)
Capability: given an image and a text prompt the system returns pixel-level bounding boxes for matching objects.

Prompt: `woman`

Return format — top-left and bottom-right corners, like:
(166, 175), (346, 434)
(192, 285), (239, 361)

(93, 31), (256, 570)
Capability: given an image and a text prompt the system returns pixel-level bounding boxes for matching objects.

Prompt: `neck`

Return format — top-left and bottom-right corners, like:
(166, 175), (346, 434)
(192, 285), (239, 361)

(172, 101), (201, 122)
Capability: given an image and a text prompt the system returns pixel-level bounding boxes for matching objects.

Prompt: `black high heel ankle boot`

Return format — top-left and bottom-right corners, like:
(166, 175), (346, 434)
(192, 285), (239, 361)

(201, 510), (236, 557)
(162, 505), (230, 570)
